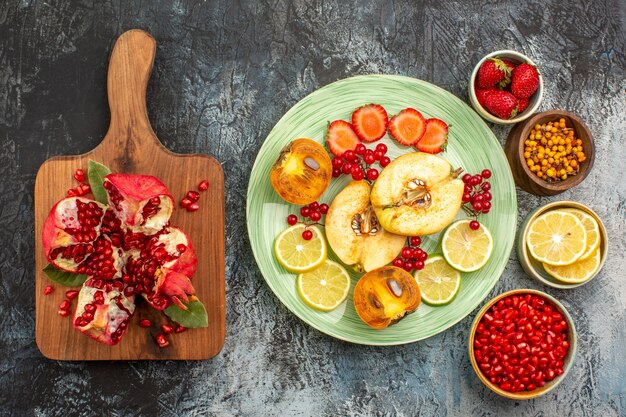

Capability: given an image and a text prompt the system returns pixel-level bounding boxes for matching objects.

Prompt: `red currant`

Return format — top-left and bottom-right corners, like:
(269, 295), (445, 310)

(464, 184), (473, 194)
(470, 175), (482, 186)
(392, 258), (404, 268)
(482, 201), (492, 211)
(401, 247), (413, 259)
(414, 260), (425, 270)
(309, 211), (322, 221)
(332, 168), (342, 177)
(302, 230), (313, 240)
(373, 150), (384, 161)
(409, 236), (421, 247)
(375, 143), (387, 154)
(287, 214), (298, 225)
(366, 169), (379, 181)
(380, 156), (391, 167)
(481, 169), (492, 179)
(309, 202), (319, 209)
(469, 220), (480, 230)
(342, 163), (353, 174)
(332, 157), (344, 169)
(474, 194), (484, 202)
(462, 173), (471, 183)
(344, 150), (356, 162)
(364, 153), (376, 164)
(462, 193), (472, 203)
(415, 248), (427, 262)
(483, 191), (492, 201)
(472, 201), (483, 211)
(300, 207), (311, 217)
(481, 182), (491, 191)
(319, 203), (329, 214)
(352, 168), (365, 181)
(403, 261), (414, 271)
(355, 144), (367, 155)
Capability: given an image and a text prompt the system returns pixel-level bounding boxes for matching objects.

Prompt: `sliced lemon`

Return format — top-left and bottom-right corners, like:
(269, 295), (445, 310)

(527, 210), (586, 266)
(274, 224), (326, 273)
(414, 255), (461, 305)
(543, 248), (601, 283)
(297, 260), (350, 311)
(562, 208), (601, 261)
(441, 220), (494, 272)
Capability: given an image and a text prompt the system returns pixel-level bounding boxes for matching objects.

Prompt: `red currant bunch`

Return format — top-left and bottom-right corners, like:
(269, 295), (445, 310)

(331, 143), (391, 181)
(461, 169), (492, 218)
(391, 236), (428, 272)
(285, 201), (329, 239)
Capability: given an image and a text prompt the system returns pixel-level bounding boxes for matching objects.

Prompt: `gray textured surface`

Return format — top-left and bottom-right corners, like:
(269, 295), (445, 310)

(1, 0), (625, 415)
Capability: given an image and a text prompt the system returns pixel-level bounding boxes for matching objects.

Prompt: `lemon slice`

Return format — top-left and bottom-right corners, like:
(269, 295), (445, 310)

(562, 208), (601, 261)
(297, 260), (350, 311)
(441, 220), (494, 272)
(274, 224), (327, 273)
(527, 210), (586, 266)
(543, 248), (601, 283)
(414, 255), (461, 305)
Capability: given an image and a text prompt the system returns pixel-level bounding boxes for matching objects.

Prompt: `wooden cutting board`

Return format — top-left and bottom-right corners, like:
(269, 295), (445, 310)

(34, 29), (225, 360)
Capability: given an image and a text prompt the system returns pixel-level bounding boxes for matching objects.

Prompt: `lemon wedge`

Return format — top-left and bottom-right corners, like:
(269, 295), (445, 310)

(562, 208), (601, 261)
(543, 248), (601, 284)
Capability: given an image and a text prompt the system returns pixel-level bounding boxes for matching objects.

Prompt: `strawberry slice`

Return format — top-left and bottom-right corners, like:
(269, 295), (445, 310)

(326, 120), (361, 156)
(351, 104), (388, 142)
(416, 118), (448, 154)
(388, 108), (426, 146)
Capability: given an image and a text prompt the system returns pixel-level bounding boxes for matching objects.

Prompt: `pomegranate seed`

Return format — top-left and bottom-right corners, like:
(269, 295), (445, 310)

(66, 290), (79, 299)
(186, 203), (200, 212)
(155, 333), (170, 348)
(67, 188), (78, 197)
(44, 285), (54, 295)
(74, 169), (85, 182)
(79, 183), (91, 195)
(186, 190), (200, 202)
(180, 198), (192, 208)
(161, 324), (173, 334)
(198, 179), (209, 191)
(58, 310), (70, 317)
(59, 300), (70, 310)
(138, 319), (152, 328)
(175, 325), (187, 334)
(176, 244), (187, 253)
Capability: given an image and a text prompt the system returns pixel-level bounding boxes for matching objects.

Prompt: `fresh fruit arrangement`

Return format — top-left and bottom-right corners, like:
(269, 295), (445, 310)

(526, 208), (602, 284)
(523, 118), (587, 182)
(473, 293), (570, 393)
(42, 161), (208, 347)
(475, 57), (540, 120)
(270, 102), (496, 330)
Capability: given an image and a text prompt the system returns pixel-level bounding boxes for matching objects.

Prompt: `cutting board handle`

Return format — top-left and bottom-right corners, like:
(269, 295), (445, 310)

(103, 29), (159, 150)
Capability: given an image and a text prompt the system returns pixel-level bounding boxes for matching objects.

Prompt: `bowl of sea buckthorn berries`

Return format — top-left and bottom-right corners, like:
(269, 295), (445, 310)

(505, 110), (594, 195)
(469, 289), (577, 399)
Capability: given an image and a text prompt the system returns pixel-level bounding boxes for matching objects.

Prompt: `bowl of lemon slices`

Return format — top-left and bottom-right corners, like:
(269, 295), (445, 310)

(517, 201), (607, 289)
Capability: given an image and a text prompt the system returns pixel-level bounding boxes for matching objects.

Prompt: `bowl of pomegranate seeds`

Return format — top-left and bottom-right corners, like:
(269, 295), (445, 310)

(469, 50), (544, 125)
(469, 289), (577, 399)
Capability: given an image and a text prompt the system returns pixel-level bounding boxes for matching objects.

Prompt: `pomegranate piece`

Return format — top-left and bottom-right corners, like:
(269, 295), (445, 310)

(42, 197), (107, 273)
(138, 319), (152, 328)
(66, 290), (79, 299)
(155, 333), (169, 348)
(123, 227), (198, 310)
(186, 203), (200, 212)
(58, 310), (70, 317)
(74, 169), (85, 182)
(198, 180), (209, 191)
(44, 285), (54, 295)
(161, 324), (173, 334)
(103, 174), (174, 235)
(174, 325), (187, 334)
(186, 191), (200, 202)
(73, 278), (135, 346)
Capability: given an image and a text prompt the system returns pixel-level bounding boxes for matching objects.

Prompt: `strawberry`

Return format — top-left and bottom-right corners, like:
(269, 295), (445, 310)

(352, 104), (388, 142)
(326, 120), (361, 156)
(483, 90), (519, 120)
(511, 63), (540, 99)
(416, 119), (448, 154)
(388, 108), (426, 146)
(476, 87), (498, 109)
(477, 58), (513, 89)
(517, 97), (530, 113)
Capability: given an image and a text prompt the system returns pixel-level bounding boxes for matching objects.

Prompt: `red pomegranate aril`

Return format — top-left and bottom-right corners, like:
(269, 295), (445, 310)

(180, 198), (192, 208)
(186, 191), (200, 202)
(175, 325), (187, 334)
(59, 300), (70, 310)
(186, 203), (200, 212)
(58, 309), (70, 317)
(138, 319), (152, 328)
(161, 324), (173, 334)
(74, 169), (85, 182)
(198, 179), (209, 191)
(44, 285), (54, 295)
(155, 333), (169, 348)
(79, 183), (91, 195)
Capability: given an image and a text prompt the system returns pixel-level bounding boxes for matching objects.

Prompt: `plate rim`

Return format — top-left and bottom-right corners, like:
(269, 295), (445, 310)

(246, 74), (518, 346)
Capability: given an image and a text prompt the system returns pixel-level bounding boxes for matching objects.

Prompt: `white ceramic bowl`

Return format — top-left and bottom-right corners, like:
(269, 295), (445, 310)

(469, 50), (544, 125)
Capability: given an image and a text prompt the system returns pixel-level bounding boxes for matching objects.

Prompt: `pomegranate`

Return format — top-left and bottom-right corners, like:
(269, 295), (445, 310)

(72, 278), (135, 345)
(42, 197), (107, 272)
(103, 174), (174, 235)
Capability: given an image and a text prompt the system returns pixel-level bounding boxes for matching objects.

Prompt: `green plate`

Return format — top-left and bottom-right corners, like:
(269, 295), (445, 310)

(247, 75), (517, 345)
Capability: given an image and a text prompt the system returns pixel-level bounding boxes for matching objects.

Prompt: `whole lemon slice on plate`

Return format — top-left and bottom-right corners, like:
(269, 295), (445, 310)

(543, 248), (601, 284)
(414, 255), (461, 305)
(562, 208), (601, 261)
(297, 260), (350, 311)
(274, 224), (327, 273)
(527, 210), (587, 266)
(441, 220), (494, 272)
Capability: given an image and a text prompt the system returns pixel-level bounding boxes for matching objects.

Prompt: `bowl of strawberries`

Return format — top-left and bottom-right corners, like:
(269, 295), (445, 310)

(469, 50), (543, 125)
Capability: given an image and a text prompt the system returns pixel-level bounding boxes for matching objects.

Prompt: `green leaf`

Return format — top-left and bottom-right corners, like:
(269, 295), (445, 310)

(43, 264), (87, 287)
(88, 160), (112, 205)
(164, 299), (209, 328)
